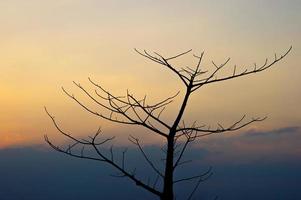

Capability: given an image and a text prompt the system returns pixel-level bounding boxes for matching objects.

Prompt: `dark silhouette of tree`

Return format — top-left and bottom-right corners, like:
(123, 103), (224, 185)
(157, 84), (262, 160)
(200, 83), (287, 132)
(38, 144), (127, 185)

(45, 46), (292, 200)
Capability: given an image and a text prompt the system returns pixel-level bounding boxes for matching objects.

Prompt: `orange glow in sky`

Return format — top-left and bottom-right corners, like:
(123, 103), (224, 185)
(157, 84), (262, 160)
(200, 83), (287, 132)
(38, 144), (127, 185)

(0, 0), (300, 148)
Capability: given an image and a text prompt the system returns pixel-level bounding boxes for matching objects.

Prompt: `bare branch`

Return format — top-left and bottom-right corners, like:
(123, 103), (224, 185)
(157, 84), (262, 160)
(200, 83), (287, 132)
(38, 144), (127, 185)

(174, 166), (212, 184)
(165, 49), (192, 61)
(187, 170), (213, 200)
(192, 46), (292, 91)
(62, 85), (169, 138)
(191, 57), (231, 92)
(45, 46), (291, 199)
(45, 130), (162, 197)
(135, 49), (191, 86)
(44, 107), (114, 146)
(129, 135), (164, 178)
(176, 115), (267, 138)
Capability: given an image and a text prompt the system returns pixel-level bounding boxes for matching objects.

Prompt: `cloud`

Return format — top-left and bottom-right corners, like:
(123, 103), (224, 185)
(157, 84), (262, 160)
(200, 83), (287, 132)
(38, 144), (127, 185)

(189, 126), (301, 166)
(244, 126), (300, 138)
(0, 132), (31, 149)
(0, 126), (300, 199)
(1, 136), (301, 200)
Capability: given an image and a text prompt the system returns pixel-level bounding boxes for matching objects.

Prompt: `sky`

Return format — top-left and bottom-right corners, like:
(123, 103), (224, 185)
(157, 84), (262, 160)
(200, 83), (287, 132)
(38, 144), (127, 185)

(1, 127), (301, 199)
(0, 0), (300, 199)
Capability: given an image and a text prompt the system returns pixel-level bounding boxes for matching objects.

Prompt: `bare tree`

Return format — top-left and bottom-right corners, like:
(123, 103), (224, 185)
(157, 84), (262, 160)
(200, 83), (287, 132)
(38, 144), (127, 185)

(45, 46), (292, 200)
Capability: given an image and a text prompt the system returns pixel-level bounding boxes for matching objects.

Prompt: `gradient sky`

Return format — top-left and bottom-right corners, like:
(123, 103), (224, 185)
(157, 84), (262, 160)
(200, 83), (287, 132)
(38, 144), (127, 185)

(0, 1), (300, 148)
(1, 1), (301, 200)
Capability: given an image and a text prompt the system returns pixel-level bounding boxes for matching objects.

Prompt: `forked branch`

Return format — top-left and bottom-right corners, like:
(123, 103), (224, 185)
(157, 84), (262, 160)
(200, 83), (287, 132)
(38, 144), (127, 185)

(44, 108), (162, 197)
(46, 46), (291, 200)
(176, 115), (267, 138)
(191, 46), (292, 91)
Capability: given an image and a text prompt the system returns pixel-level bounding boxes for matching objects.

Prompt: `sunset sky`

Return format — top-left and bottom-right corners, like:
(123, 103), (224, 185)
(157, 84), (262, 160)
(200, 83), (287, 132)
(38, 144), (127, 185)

(0, 1), (300, 199)
(1, 0), (300, 148)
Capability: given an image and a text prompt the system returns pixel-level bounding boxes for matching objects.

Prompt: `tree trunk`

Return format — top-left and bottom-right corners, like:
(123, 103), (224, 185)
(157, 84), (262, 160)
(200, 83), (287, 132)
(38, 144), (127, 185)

(161, 87), (192, 200)
(161, 136), (174, 200)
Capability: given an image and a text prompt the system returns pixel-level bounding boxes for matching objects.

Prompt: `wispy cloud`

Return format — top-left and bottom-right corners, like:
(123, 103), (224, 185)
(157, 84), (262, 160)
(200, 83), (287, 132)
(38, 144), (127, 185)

(244, 126), (300, 137)
(192, 126), (301, 165)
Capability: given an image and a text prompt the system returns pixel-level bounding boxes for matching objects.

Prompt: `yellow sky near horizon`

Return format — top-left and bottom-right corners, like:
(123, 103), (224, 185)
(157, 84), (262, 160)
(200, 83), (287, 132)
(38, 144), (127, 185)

(0, 0), (300, 148)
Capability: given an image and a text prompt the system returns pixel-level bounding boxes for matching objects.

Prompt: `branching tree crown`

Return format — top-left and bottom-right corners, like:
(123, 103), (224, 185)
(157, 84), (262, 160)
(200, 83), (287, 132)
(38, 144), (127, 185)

(45, 46), (291, 200)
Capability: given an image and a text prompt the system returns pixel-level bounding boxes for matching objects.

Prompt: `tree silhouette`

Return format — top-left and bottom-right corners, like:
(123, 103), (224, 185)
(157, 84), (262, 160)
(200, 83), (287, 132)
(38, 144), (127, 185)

(45, 46), (292, 200)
